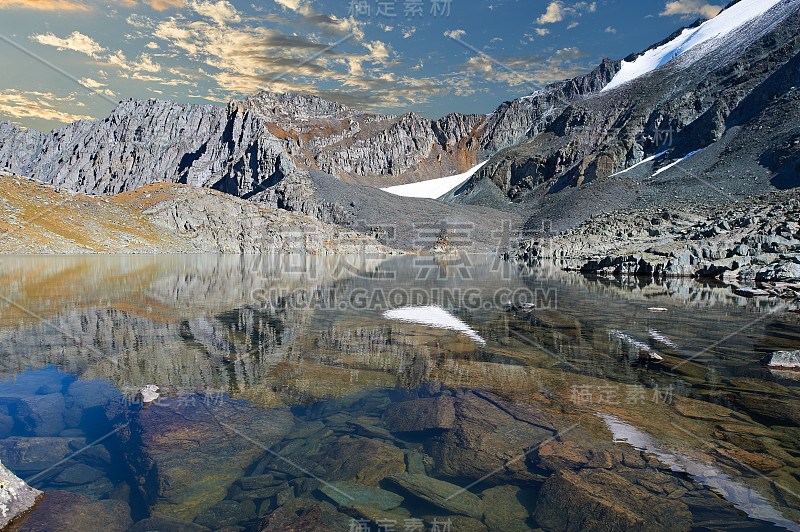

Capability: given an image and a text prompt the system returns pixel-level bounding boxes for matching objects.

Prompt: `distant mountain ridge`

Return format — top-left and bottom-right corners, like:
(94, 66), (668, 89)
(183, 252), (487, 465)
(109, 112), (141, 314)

(1, 0), (798, 250)
(0, 58), (619, 196)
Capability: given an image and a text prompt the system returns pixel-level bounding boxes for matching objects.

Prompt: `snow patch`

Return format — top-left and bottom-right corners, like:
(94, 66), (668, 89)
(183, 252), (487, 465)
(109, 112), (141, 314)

(381, 161), (488, 199)
(608, 150), (668, 178)
(648, 329), (680, 350)
(383, 305), (486, 345)
(651, 149), (702, 177)
(603, 0), (782, 92)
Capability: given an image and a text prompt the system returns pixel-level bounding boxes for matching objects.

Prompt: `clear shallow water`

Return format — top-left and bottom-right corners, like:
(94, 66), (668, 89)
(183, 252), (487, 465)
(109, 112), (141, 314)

(0, 254), (798, 531)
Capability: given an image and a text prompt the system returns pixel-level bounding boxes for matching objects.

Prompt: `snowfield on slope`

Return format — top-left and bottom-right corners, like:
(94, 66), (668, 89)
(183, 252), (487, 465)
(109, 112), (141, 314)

(381, 161), (488, 199)
(603, 0), (782, 92)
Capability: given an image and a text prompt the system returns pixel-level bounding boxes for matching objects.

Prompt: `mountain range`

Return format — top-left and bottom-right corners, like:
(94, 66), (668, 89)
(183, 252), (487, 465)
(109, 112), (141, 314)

(0, 0), (798, 254)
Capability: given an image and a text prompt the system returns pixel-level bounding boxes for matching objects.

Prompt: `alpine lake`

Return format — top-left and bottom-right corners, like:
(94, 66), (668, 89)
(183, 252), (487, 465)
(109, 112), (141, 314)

(0, 254), (799, 531)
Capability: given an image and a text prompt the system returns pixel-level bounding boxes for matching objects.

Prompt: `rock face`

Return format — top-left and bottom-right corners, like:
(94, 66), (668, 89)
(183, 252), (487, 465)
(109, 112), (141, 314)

(0, 460), (43, 530)
(0, 67), (619, 194)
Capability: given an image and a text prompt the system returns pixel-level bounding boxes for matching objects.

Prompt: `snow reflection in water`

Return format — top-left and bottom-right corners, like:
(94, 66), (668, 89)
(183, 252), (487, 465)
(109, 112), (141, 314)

(600, 414), (800, 532)
(383, 305), (486, 345)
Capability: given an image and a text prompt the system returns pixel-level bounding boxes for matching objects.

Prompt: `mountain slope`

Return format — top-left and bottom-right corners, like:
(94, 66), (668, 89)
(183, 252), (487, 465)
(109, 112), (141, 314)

(0, 171), (389, 254)
(454, 0), (799, 227)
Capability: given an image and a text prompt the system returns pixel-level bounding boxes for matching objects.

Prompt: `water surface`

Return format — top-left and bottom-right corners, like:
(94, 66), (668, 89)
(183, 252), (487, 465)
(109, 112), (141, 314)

(0, 254), (798, 531)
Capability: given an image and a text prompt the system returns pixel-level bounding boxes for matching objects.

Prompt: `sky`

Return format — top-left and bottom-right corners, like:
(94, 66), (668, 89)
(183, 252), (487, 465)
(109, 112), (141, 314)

(0, 0), (726, 132)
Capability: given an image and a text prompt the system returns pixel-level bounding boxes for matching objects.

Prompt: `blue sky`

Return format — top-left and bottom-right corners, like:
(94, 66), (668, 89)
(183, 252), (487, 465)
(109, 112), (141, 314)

(0, 0), (725, 132)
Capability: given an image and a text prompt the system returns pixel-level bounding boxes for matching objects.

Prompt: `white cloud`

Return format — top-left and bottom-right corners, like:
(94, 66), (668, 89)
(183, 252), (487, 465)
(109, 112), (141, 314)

(0, 90), (92, 123)
(145, 41), (159, 49)
(605, 26), (616, 33)
(537, 1), (564, 24)
(536, 1), (596, 25)
(273, 0), (312, 16)
(444, 29), (466, 40)
(535, 28), (550, 36)
(660, 0), (722, 19)
(403, 28), (416, 39)
(191, 0), (240, 25)
(31, 31), (105, 57)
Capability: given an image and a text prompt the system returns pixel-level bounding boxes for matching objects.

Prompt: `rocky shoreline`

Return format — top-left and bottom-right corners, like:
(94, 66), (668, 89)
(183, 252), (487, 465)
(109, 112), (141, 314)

(517, 188), (800, 304)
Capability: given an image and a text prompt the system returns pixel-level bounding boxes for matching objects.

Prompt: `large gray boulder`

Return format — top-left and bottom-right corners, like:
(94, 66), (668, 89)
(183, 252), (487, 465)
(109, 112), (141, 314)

(0, 460), (43, 529)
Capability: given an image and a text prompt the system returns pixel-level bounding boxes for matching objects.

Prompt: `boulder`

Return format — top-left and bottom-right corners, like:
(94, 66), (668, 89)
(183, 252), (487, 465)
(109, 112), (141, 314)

(50, 464), (104, 485)
(534, 469), (692, 531)
(256, 504), (330, 532)
(383, 396), (456, 433)
(0, 414), (13, 439)
(0, 460), (43, 530)
(388, 474), (482, 519)
(19, 490), (132, 532)
(535, 440), (591, 472)
(321, 436), (407, 486)
(761, 351), (800, 370)
(193, 499), (256, 529)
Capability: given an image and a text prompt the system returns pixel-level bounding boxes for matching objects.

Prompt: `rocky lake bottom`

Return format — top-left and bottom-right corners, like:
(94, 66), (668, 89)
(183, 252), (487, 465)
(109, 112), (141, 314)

(0, 254), (798, 531)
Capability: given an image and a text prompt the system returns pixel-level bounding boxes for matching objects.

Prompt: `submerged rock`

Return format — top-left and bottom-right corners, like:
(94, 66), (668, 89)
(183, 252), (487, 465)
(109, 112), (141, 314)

(383, 396), (456, 433)
(14, 394), (65, 436)
(50, 463), (104, 485)
(127, 516), (211, 532)
(193, 499), (256, 529)
(321, 436), (407, 486)
(0, 460), (43, 530)
(388, 474), (483, 519)
(19, 490), (132, 532)
(427, 391), (553, 482)
(105, 399), (295, 522)
(256, 504), (330, 532)
(480, 485), (532, 531)
(534, 469), (692, 531)
(0, 437), (85, 472)
(319, 481), (403, 510)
